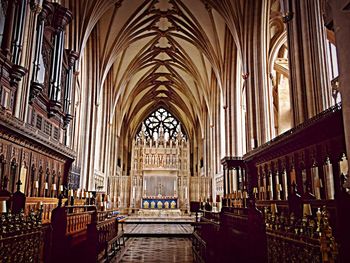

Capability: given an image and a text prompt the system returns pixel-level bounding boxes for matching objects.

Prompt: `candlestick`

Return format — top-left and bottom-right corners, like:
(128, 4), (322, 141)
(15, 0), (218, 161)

(253, 187), (258, 199)
(0, 200), (7, 213)
(35, 181), (39, 189)
(316, 207), (322, 222)
(59, 185), (63, 192)
(303, 203), (312, 217)
(44, 182), (48, 190)
(276, 184), (282, 200)
(243, 191), (248, 199)
(271, 203), (278, 215)
(52, 184), (56, 191)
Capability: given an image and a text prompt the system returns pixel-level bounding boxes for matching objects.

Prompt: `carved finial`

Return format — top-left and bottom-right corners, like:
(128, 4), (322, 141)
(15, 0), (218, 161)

(16, 179), (22, 192)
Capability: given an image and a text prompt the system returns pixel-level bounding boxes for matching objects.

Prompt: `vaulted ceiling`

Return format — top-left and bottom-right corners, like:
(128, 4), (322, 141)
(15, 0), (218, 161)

(68, 0), (246, 139)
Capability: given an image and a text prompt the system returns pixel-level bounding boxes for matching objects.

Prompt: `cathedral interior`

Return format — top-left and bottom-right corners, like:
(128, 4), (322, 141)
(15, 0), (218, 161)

(0, 0), (350, 262)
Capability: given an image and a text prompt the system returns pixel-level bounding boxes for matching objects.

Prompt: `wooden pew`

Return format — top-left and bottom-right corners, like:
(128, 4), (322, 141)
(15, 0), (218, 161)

(50, 202), (96, 263)
(219, 204), (267, 263)
(192, 203), (267, 263)
(192, 211), (221, 263)
(86, 210), (126, 263)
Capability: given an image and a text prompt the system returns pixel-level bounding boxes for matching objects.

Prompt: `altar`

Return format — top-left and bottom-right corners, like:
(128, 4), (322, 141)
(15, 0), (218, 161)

(142, 197), (177, 209)
(129, 120), (190, 213)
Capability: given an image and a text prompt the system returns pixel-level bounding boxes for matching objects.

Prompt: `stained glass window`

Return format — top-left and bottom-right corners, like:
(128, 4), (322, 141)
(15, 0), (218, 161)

(137, 107), (186, 140)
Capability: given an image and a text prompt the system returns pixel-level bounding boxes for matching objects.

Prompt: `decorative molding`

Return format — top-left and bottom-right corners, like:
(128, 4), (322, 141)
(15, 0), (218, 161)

(244, 104), (343, 162)
(10, 64), (27, 87)
(29, 81), (44, 104)
(0, 108), (76, 161)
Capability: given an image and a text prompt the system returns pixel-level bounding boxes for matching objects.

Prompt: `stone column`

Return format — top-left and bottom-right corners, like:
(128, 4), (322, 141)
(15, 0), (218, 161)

(223, 166), (227, 197)
(282, 0), (331, 125)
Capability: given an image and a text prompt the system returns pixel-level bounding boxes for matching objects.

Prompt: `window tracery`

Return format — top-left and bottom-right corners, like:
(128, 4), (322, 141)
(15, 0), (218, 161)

(136, 107), (186, 141)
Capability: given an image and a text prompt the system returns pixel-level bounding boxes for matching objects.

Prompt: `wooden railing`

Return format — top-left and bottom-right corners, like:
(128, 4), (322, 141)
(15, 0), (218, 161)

(49, 204), (97, 263)
(192, 205), (266, 263)
(66, 211), (94, 235)
(216, 105), (349, 262)
(25, 197), (62, 224)
(0, 227), (42, 262)
(266, 231), (321, 263)
(86, 210), (126, 262)
(192, 213), (220, 263)
(263, 203), (337, 263)
(220, 206), (267, 262)
(0, 194), (43, 262)
(49, 203), (125, 263)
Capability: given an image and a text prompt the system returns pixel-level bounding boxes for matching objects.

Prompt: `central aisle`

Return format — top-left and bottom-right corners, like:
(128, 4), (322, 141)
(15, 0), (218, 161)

(115, 237), (194, 263)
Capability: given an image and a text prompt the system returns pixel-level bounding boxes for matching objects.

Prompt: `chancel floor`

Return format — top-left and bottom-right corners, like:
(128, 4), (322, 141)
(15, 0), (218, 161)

(124, 223), (193, 236)
(115, 237), (194, 263)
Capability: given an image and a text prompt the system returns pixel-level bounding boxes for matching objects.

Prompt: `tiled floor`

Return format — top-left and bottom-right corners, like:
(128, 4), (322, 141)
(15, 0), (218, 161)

(115, 237), (194, 263)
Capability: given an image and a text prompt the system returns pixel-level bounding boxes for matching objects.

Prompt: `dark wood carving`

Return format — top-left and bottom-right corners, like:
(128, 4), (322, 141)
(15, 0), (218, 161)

(0, 187), (43, 262)
(51, 199), (68, 263)
(86, 213), (125, 263)
(192, 204), (267, 263)
(242, 104), (346, 262)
